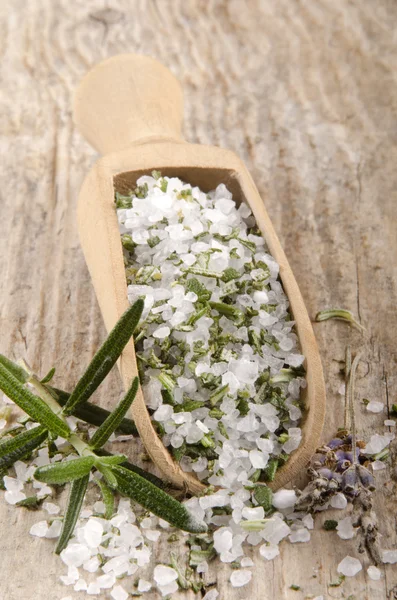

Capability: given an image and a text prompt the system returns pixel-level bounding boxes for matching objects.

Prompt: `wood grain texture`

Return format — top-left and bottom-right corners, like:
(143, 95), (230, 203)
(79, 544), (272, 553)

(0, 1), (396, 599)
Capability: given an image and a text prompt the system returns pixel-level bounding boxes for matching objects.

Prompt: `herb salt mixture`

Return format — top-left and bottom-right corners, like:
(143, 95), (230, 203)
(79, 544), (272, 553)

(117, 172), (306, 491)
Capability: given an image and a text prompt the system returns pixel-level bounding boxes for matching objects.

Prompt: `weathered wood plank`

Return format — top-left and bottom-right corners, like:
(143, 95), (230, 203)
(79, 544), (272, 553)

(0, 1), (396, 598)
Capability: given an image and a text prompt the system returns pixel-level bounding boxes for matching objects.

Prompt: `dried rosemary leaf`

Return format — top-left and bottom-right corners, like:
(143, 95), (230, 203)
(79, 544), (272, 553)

(315, 308), (364, 332)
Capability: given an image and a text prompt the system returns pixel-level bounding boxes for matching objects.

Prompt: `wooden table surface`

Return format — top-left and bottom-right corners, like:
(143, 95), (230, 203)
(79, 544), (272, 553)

(1, 1), (396, 599)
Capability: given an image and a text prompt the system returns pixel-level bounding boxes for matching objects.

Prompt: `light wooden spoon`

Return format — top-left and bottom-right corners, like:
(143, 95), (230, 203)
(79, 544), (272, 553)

(74, 54), (326, 494)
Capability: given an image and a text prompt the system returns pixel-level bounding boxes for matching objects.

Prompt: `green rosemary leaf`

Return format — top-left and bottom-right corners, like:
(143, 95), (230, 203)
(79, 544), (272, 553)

(89, 377), (139, 449)
(0, 354), (29, 383)
(56, 474), (90, 554)
(253, 484), (273, 512)
(110, 465), (207, 533)
(315, 308), (364, 332)
(49, 387), (138, 435)
(95, 478), (115, 519)
(95, 449), (166, 489)
(63, 299), (144, 415)
(34, 456), (95, 485)
(98, 464), (118, 489)
(40, 367), (56, 384)
(0, 425), (48, 470)
(0, 363), (70, 439)
(15, 495), (44, 510)
(262, 458), (279, 482)
(95, 454), (127, 467)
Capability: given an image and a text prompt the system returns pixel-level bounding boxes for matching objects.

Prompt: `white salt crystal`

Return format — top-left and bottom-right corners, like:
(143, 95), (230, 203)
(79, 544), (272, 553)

(385, 419), (396, 427)
(5, 490), (26, 505)
(30, 521), (49, 538)
(83, 556), (100, 573)
(363, 434), (391, 455)
(259, 544), (280, 560)
(46, 520), (62, 538)
(286, 353), (305, 368)
(253, 290), (269, 304)
(87, 581), (101, 595)
(154, 404), (173, 422)
(96, 573), (116, 589)
(82, 518), (103, 548)
(302, 514), (314, 530)
(261, 516), (291, 545)
(153, 565), (178, 585)
(229, 358), (258, 384)
(93, 500), (106, 514)
(366, 401), (384, 413)
(213, 528), (233, 553)
(138, 579), (152, 592)
(330, 493), (347, 509)
(242, 507), (264, 521)
(74, 579), (87, 591)
(60, 543), (91, 568)
(230, 569), (252, 587)
(4, 476), (23, 492)
(383, 550), (397, 564)
(60, 597), (73, 600)
(203, 589), (219, 600)
(60, 566), (80, 586)
(197, 561), (209, 573)
(337, 517), (355, 540)
(240, 557), (254, 567)
(152, 326), (170, 339)
(158, 581), (179, 596)
(144, 529), (161, 542)
(249, 449), (268, 469)
(367, 565), (381, 580)
(289, 527), (310, 543)
(272, 489), (297, 509)
(43, 501), (60, 515)
(0, 418), (7, 430)
(337, 555), (362, 576)
(110, 585), (129, 600)
(372, 460), (386, 471)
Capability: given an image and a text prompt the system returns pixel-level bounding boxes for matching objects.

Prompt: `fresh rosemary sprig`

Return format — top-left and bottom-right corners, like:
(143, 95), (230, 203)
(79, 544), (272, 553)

(0, 299), (207, 554)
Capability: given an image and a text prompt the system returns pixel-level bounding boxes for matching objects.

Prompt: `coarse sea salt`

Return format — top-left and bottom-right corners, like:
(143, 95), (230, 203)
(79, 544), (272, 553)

(337, 555), (362, 577)
(230, 569), (252, 587)
(367, 565), (381, 580)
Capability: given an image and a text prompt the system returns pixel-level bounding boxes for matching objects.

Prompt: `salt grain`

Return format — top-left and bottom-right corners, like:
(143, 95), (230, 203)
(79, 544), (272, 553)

(153, 565), (178, 585)
(382, 550), (397, 564)
(230, 569), (252, 587)
(367, 565), (381, 580)
(138, 579), (152, 592)
(272, 489), (297, 509)
(30, 521), (49, 538)
(110, 585), (129, 600)
(366, 401), (384, 413)
(259, 544), (280, 560)
(336, 517), (355, 540)
(337, 555), (362, 577)
(330, 493), (347, 509)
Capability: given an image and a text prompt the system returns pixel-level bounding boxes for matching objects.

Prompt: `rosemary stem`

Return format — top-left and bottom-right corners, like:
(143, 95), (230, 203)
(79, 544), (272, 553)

(19, 360), (66, 417)
(19, 360), (95, 458)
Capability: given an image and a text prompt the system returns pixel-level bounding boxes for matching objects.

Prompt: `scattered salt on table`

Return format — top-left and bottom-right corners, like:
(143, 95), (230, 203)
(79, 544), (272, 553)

(230, 569), (252, 587)
(337, 555), (362, 577)
(367, 565), (381, 580)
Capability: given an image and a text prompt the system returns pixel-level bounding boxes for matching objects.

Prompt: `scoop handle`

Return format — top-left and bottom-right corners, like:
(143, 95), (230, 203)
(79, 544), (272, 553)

(73, 54), (184, 155)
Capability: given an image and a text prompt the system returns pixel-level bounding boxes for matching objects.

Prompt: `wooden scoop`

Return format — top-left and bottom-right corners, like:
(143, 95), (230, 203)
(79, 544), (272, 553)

(74, 54), (326, 494)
